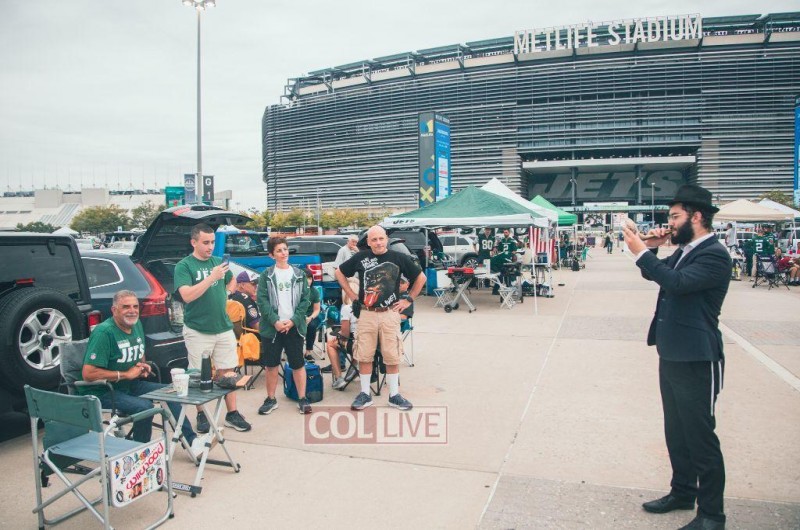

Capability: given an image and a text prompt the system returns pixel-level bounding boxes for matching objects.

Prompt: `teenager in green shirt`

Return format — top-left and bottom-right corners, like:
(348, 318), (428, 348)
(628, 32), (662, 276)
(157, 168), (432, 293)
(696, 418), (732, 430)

(174, 223), (251, 433)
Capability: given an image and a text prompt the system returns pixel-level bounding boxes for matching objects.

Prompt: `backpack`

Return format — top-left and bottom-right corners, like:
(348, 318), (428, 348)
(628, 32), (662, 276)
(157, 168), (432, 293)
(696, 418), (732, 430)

(571, 256), (581, 271)
(283, 361), (324, 403)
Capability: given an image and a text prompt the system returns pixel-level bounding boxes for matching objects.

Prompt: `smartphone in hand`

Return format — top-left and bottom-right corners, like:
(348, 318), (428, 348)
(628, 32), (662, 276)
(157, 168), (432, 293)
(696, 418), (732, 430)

(222, 253), (230, 266)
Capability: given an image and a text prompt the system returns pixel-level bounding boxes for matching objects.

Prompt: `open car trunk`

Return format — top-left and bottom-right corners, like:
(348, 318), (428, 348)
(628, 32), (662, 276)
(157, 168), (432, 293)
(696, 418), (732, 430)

(131, 205), (251, 294)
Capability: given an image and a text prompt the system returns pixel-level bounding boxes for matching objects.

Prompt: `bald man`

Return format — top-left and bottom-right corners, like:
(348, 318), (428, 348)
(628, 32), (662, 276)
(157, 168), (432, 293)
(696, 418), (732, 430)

(335, 226), (425, 411)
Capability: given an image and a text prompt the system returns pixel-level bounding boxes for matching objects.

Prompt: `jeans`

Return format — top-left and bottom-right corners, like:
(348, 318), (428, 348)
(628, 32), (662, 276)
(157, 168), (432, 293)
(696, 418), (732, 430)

(98, 380), (196, 444)
(305, 318), (320, 351)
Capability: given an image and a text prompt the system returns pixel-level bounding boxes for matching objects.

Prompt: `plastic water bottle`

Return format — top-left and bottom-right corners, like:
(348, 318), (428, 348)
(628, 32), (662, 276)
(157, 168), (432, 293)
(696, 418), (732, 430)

(200, 351), (213, 392)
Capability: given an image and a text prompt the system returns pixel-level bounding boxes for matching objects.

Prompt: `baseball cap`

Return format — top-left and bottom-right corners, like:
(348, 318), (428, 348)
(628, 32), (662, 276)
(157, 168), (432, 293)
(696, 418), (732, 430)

(236, 270), (258, 284)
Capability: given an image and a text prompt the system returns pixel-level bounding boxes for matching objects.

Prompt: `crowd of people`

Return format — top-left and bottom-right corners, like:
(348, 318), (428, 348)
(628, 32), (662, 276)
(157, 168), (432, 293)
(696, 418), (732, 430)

(75, 224), (426, 456)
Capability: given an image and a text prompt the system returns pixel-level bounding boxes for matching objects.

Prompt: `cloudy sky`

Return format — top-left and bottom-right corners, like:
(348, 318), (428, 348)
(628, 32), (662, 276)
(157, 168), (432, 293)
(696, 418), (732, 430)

(1, 0), (796, 210)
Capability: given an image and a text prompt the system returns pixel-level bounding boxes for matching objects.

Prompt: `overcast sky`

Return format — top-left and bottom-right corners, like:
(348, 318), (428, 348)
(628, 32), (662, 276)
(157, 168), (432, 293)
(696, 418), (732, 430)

(1, 0), (796, 210)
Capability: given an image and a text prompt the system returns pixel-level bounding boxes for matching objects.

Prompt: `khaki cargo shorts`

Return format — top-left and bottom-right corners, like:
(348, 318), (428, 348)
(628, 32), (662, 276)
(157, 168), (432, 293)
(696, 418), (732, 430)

(352, 309), (403, 366)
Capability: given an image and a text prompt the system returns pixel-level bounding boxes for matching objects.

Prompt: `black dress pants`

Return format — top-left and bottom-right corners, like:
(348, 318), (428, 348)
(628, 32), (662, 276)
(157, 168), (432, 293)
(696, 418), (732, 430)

(659, 358), (726, 522)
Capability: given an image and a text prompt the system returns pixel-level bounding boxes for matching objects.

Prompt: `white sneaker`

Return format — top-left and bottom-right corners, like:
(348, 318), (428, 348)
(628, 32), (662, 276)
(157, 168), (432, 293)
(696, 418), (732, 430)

(332, 376), (347, 390)
(190, 435), (207, 458)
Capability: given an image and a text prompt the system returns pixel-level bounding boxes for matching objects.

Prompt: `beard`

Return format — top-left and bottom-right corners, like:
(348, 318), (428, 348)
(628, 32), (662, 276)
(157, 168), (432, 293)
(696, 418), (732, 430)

(671, 221), (695, 245)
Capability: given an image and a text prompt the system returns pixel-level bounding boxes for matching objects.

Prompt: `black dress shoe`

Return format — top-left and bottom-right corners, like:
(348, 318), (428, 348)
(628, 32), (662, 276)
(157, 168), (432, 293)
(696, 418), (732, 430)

(679, 515), (725, 530)
(642, 494), (695, 514)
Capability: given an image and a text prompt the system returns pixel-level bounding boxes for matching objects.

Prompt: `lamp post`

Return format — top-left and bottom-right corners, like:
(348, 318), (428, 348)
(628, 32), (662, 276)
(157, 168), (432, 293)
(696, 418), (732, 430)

(181, 0), (215, 201)
(650, 183), (656, 225)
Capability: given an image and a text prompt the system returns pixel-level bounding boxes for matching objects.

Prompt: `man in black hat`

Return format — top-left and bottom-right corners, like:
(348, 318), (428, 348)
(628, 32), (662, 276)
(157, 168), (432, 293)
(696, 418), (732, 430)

(622, 184), (731, 530)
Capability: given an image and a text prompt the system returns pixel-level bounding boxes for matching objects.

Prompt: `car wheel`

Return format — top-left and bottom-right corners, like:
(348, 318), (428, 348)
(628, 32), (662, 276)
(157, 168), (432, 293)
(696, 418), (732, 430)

(461, 255), (479, 269)
(0, 287), (86, 393)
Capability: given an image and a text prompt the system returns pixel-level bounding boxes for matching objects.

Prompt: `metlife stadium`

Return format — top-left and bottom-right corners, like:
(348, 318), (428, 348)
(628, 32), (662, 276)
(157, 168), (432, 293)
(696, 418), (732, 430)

(262, 13), (800, 211)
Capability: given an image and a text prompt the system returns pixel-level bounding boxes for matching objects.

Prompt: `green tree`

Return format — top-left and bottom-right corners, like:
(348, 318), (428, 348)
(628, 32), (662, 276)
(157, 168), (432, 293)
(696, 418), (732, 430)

(70, 205), (131, 235)
(758, 190), (794, 208)
(130, 200), (166, 229)
(238, 209), (272, 231)
(16, 221), (57, 233)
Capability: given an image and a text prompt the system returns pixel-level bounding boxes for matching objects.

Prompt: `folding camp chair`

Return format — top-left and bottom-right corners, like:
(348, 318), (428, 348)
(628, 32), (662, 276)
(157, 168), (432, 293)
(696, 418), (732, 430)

(401, 317), (415, 367)
(60, 339), (166, 440)
(25, 385), (174, 529)
(753, 255), (789, 290)
(227, 300), (263, 390)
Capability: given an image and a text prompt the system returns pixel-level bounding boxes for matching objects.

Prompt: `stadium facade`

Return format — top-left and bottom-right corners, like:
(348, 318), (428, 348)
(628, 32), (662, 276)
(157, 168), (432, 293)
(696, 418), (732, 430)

(262, 13), (800, 211)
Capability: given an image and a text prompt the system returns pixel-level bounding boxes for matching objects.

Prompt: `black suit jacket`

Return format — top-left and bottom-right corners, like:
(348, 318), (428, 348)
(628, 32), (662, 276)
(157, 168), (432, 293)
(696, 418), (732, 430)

(637, 236), (731, 362)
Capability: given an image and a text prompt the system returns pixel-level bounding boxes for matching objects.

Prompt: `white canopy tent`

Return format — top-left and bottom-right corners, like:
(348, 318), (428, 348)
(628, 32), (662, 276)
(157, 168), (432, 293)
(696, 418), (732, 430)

(757, 199), (800, 220)
(480, 178), (559, 224)
(715, 199), (793, 222)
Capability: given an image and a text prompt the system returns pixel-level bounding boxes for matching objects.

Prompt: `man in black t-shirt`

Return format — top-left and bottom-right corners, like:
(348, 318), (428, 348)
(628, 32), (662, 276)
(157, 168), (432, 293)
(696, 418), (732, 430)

(335, 225), (425, 411)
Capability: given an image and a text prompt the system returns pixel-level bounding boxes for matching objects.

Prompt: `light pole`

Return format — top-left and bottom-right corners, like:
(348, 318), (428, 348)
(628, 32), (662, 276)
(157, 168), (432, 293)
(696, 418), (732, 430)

(650, 183), (656, 225)
(182, 0), (215, 201)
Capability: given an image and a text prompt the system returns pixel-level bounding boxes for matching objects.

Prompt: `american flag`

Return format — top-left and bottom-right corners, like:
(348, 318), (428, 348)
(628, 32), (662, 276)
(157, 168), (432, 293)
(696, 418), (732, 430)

(529, 227), (556, 263)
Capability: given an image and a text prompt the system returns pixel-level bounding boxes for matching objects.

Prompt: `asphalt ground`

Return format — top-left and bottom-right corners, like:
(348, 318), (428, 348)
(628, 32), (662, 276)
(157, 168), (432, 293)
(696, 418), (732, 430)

(1, 246), (798, 529)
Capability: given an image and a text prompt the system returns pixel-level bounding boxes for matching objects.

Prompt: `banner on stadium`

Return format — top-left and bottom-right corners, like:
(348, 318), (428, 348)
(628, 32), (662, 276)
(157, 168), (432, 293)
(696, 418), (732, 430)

(419, 112), (451, 207)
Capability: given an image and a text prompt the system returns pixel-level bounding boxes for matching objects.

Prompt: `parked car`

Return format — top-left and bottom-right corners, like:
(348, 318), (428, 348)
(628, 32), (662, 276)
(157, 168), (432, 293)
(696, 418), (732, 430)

(80, 249), (189, 379)
(287, 236), (349, 301)
(777, 226), (800, 253)
(0, 233), (101, 410)
(438, 233), (479, 267)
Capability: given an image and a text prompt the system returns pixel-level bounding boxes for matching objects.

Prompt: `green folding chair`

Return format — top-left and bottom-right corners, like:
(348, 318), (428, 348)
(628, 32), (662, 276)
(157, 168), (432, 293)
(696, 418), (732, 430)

(25, 385), (174, 530)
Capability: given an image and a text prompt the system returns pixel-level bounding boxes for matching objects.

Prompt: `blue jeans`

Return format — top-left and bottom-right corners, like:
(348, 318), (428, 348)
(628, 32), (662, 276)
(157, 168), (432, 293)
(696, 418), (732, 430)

(98, 380), (196, 444)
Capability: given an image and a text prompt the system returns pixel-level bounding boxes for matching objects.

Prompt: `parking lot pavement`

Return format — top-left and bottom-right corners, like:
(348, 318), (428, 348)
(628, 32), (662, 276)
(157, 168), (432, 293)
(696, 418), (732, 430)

(1, 248), (798, 529)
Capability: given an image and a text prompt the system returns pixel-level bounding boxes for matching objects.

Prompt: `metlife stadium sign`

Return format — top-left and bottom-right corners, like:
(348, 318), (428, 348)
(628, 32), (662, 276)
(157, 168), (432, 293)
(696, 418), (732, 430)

(514, 14), (702, 54)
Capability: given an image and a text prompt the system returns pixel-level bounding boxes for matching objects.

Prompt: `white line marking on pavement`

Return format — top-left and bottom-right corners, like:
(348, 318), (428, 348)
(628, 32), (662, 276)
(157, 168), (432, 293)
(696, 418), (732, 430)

(719, 322), (800, 393)
(477, 274), (577, 525)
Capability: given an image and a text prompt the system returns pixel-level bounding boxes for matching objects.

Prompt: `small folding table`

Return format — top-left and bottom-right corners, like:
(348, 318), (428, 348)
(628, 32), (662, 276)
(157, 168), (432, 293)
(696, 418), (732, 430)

(141, 386), (241, 497)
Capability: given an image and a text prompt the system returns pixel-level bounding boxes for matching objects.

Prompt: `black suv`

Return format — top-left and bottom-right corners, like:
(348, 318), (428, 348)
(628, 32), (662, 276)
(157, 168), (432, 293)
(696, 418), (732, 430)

(0, 233), (101, 409)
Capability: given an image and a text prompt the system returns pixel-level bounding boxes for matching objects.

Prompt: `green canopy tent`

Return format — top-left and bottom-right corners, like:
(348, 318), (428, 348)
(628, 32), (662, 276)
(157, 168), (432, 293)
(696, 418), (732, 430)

(384, 186), (548, 313)
(530, 195), (577, 226)
(383, 186), (548, 228)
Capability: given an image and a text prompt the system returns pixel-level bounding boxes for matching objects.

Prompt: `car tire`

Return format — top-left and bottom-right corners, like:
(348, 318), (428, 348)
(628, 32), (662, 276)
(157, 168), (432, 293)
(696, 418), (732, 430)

(0, 287), (86, 393)
(461, 254), (479, 269)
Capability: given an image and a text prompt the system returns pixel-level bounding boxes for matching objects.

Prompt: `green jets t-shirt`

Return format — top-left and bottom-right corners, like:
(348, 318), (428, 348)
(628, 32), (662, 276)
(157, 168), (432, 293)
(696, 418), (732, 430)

(752, 235), (776, 256)
(78, 319), (146, 396)
(174, 254), (234, 334)
(477, 233), (494, 260)
(496, 237), (518, 260)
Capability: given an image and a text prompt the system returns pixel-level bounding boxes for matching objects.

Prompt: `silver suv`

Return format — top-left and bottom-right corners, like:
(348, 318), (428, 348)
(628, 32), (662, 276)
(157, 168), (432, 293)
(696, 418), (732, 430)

(438, 233), (479, 267)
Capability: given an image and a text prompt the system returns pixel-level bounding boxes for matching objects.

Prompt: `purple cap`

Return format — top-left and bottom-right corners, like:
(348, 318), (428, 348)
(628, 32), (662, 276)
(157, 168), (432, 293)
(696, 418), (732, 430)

(236, 270), (258, 284)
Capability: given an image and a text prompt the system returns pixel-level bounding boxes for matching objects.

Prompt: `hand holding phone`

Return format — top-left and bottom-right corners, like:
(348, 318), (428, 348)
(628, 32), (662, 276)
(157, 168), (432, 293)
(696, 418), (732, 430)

(222, 253), (230, 265)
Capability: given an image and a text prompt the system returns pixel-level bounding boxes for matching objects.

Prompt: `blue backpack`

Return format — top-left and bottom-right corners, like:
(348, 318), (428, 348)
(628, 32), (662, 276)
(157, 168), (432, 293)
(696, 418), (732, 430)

(283, 361), (324, 403)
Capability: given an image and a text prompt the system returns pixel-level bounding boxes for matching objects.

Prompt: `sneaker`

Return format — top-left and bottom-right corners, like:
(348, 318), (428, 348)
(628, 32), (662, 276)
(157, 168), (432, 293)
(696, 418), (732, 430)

(298, 397), (312, 414)
(351, 392), (373, 410)
(388, 393), (413, 411)
(224, 410), (252, 432)
(196, 411), (209, 434)
(190, 434), (218, 457)
(190, 435), (206, 458)
(332, 376), (347, 390)
(304, 352), (314, 361)
(258, 397), (279, 415)
(320, 364), (333, 373)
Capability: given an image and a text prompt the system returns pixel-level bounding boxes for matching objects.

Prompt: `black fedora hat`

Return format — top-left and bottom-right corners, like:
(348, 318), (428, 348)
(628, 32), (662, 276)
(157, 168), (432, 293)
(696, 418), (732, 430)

(667, 184), (719, 213)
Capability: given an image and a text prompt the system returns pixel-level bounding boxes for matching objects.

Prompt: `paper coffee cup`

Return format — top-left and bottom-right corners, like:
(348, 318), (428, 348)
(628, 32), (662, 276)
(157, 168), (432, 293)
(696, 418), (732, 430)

(173, 373), (190, 397)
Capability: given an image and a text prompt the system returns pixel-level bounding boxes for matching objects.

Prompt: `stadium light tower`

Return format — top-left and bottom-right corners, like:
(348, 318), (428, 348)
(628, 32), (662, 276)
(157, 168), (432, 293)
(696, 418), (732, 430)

(182, 0), (215, 201)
